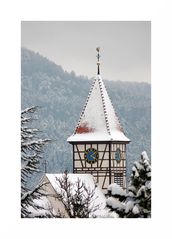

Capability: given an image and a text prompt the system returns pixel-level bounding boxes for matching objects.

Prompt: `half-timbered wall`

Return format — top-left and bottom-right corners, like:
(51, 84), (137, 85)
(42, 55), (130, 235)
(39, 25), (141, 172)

(111, 143), (126, 189)
(73, 143), (127, 190)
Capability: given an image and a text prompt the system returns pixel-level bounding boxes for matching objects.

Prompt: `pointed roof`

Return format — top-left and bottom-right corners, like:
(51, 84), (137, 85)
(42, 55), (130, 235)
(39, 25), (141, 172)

(67, 75), (130, 143)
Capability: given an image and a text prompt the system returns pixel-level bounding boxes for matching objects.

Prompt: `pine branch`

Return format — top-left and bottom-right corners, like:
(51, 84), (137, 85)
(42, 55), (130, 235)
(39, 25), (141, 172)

(21, 106), (39, 115)
(21, 106), (52, 218)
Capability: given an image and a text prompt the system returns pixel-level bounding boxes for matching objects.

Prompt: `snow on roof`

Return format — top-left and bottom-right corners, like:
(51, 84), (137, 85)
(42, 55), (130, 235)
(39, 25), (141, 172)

(67, 75), (130, 143)
(46, 173), (107, 217)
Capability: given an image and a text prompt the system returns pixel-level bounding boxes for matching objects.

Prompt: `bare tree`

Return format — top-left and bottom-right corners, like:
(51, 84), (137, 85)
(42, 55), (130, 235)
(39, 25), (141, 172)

(56, 172), (100, 218)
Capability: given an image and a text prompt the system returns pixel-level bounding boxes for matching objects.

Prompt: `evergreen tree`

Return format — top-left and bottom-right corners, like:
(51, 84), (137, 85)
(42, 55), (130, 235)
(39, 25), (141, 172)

(106, 151), (151, 218)
(126, 151), (151, 218)
(21, 106), (51, 217)
(106, 183), (127, 218)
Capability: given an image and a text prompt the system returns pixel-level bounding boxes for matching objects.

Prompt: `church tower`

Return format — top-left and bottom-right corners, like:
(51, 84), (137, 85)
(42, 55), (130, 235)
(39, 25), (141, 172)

(67, 48), (130, 190)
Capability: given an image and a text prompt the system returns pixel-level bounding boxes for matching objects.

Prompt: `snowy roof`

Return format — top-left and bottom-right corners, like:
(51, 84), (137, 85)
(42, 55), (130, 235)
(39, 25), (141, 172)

(67, 75), (130, 143)
(46, 173), (109, 217)
(46, 174), (105, 204)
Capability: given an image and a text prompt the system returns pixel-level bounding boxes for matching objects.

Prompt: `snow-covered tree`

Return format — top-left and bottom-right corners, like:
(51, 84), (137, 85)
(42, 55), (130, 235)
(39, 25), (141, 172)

(106, 183), (127, 217)
(55, 171), (100, 218)
(126, 151), (151, 218)
(21, 106), (51, 217)
(106, 151), (151, 218)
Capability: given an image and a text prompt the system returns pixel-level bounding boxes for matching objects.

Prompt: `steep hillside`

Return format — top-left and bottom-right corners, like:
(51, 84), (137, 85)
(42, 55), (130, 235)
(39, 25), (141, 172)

(21, 48), (151, 187)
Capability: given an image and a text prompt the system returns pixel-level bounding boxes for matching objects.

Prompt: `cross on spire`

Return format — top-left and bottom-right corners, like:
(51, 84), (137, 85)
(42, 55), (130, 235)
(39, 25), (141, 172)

(96, 47), (101, 75)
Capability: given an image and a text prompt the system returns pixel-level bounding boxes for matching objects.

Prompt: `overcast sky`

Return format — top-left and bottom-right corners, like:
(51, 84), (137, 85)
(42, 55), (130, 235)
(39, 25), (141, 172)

(21, 21), (150, 83)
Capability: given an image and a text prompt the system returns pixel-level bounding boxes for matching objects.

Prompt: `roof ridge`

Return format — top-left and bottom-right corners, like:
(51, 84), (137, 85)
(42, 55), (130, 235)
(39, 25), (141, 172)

(97, 77), (111, 135)
(75, 78), (97, 133)
(100, 77), (123, 132)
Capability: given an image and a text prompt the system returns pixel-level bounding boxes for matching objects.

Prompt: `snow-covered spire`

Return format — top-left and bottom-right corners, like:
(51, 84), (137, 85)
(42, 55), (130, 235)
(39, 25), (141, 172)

(67, 51), (130, 143)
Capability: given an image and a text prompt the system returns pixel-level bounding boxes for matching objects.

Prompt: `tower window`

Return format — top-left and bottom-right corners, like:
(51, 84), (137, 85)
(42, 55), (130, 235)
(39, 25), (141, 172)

(115, 148), (121, 162)
(114, 172), (123, 188)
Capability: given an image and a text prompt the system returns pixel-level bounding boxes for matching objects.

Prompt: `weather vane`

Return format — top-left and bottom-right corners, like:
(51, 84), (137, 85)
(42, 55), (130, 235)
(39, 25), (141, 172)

(96, 47), (101, 75)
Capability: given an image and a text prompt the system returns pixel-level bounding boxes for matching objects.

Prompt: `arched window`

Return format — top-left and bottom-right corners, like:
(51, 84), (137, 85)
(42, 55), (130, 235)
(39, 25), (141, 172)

(115, 148), (121, 162)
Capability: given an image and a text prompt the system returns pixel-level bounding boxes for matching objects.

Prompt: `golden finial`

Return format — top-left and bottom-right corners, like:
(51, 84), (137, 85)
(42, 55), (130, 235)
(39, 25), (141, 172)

(96, 47), (101, 75)
(96, 47), (100, 52)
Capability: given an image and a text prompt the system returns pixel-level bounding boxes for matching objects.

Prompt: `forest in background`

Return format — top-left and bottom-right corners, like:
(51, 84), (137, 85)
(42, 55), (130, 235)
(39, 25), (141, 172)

(21, 48), (151, 188)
